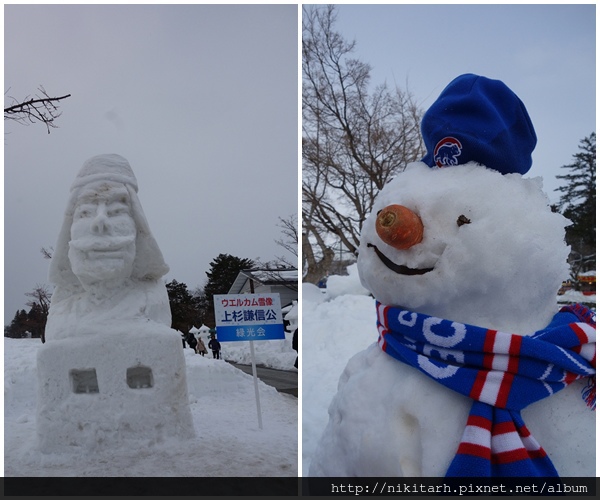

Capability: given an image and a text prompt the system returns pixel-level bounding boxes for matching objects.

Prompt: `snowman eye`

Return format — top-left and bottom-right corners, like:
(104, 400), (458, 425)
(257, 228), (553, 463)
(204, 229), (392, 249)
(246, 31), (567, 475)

(457, 215), (471, 227)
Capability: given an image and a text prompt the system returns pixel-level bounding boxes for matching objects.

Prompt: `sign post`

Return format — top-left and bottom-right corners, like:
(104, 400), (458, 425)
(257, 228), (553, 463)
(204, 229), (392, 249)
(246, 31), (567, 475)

(213, 293), (286, 429)
(249, 340), (262, 429)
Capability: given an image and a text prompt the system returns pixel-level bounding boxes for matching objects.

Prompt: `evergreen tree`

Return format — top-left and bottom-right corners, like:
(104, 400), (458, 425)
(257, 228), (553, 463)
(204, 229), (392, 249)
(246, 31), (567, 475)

(165, 279), (201, 334)
(4, 309), (29, 338)
(24, 284), (51, 342)
(555, 132), (596, 250)
(198, 254), (255, 327)
(27, 303), (46, 340)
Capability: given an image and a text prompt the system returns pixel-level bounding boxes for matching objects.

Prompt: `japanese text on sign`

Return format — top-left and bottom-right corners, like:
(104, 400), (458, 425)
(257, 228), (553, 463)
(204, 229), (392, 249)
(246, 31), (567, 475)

(213, 293), (285, 342)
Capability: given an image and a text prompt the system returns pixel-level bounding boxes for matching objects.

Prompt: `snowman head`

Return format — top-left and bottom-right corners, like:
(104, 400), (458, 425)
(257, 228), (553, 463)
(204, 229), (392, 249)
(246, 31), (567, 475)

(358, 163), (570, 334)
(358, 75), (569, 335)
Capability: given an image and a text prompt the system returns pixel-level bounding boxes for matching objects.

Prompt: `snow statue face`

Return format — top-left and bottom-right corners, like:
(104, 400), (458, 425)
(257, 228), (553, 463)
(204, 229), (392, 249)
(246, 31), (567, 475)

(48, 153), (170, 292)
(46, 153), (172, 339)
(68, 180), (136, 288)
(358, 162), (570, 334)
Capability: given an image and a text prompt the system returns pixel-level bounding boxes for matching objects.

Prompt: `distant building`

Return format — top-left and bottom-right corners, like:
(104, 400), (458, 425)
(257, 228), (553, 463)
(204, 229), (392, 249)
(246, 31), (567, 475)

(557, 270), (596, 309)
(227, 268), (298, 308)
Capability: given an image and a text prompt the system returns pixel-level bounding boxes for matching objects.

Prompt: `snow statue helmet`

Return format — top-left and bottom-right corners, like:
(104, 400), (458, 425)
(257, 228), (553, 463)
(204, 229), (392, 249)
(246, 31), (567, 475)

(49, 153), (169, 292)
(421, 73), (537, 174)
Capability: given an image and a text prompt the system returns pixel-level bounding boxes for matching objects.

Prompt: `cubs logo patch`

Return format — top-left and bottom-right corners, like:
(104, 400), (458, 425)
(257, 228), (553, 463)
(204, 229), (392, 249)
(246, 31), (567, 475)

(433, 137), (462, 168)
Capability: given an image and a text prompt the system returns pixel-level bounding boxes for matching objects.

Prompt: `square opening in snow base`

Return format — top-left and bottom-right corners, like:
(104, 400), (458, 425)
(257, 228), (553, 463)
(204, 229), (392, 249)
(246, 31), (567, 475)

(126, 366), (153, 389)
(70, 369), (99, 394)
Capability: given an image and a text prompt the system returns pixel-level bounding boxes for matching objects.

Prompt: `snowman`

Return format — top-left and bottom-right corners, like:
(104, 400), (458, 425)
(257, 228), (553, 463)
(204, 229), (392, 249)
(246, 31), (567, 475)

(309, 74), (595, 477)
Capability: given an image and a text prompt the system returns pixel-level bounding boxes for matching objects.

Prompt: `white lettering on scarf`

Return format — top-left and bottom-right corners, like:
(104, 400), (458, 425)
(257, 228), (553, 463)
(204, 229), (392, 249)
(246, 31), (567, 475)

(418, 345), (465, 380)
(417, 354), (459, 379)
(423, 317), (467, 347)
(416, 318), (466, 379)
(397, 310), (417, 327)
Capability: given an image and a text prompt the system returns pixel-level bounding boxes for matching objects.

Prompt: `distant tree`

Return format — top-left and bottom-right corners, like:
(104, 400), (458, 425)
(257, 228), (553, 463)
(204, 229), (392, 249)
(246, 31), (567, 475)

(302, 221), (335, 284)
(165, 279), (201, 334)
(302, 5), (424, 283)
(198, 254), (255, 327)
(273, 213), (298, 268)
(4, 309), (29, 339)
(5, 86), (71, 134)
(25, 284), (52, 343)
(27, 303), (47, 340)
(555, 132), (596, 276)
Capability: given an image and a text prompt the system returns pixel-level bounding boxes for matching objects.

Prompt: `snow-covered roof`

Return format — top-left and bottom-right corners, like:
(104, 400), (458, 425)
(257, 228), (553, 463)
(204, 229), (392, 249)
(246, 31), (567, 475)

(557, 289), (596, 304)
(227, 268), (298, 294)
(578, 270), (596, 279)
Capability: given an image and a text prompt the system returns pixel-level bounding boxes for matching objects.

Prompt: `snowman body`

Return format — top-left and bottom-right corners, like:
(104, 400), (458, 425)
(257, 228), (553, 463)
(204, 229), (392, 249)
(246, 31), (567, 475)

(309, 162), (595, 477)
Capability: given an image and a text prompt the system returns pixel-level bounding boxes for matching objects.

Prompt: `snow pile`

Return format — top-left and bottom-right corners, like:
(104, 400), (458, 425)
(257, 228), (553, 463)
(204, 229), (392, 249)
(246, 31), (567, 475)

(4, 337), (297, 477)
(558, 290), (596, 305)
(301, 278), (376, 476)
(324, 263), (370, 299)
(305, 162), (594, 477)
(37, 329), (195, 453)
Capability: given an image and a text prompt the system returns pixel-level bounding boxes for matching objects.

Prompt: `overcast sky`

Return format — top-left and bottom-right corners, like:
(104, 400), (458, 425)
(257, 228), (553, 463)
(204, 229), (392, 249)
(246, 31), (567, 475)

(325, 3), (595, 200)
(3, 4), (298, 324)
(2, 3), (596, 325)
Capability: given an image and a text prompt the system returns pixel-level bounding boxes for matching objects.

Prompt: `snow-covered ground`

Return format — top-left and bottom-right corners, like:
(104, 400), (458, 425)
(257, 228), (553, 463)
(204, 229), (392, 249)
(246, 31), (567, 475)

(302, 271), (374, 476)
(3, 303), (298, 477)
(302, 267), (596, 476)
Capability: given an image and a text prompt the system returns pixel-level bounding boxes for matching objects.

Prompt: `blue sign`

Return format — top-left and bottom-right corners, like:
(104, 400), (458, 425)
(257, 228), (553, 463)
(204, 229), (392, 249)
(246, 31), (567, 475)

(213, 293), (286, 342)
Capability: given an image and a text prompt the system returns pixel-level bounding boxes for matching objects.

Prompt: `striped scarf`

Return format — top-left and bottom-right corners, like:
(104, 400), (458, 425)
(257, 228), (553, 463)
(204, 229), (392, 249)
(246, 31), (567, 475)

(376, 302), (595, 477)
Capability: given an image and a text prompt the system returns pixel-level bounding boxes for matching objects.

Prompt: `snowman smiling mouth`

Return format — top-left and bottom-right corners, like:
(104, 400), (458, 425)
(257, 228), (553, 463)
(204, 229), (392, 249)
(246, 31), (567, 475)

(366, 243), (434, 276)
(367, 204), (439, 276)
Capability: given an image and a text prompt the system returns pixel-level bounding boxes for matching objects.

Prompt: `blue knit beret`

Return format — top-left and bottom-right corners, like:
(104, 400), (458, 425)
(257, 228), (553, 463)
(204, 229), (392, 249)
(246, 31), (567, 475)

(421, 74), (537, 175)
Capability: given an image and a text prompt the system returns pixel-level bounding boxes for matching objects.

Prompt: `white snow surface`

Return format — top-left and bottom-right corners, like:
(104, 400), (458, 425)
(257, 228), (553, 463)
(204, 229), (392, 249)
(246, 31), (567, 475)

(301, 280), (375, 476)
(303, 274), (597, 477)
(303, 163), (596, 477)
(4, 323), (298, 477)
(3, 154), (298, 477)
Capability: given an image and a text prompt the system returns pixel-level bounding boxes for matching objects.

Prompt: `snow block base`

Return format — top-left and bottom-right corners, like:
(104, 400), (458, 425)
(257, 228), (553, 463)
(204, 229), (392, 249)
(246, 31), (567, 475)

(36, 328), (195, 453)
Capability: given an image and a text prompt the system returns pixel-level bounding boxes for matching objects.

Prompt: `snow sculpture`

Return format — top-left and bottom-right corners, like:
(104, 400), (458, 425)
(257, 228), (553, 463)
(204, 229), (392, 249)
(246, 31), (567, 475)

(309, 75), (595, 477)
(37, 154), (195, 452)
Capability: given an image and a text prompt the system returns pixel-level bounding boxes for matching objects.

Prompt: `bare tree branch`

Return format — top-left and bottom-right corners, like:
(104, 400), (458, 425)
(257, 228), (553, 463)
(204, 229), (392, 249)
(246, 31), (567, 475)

(275, 214), (298, 258)
(5, 86), (71, 133)
(40, 246), (54, 260)
(302, 5), (424, 283)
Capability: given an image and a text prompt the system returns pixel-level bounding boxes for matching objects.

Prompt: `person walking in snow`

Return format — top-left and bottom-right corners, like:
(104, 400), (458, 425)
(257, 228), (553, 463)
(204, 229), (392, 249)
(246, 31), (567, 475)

(208, 333), (221, 359)
(292, 328), (298, 369)
(196, 337), (207, 356)
(186, 331), (198, 351)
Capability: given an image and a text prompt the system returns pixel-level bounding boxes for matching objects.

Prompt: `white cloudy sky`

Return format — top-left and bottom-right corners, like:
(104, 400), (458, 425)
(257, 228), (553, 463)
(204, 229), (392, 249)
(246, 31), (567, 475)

(3, 3), (299, 323)
(2, 2), (596, 324)
(325, 3), (595, 200)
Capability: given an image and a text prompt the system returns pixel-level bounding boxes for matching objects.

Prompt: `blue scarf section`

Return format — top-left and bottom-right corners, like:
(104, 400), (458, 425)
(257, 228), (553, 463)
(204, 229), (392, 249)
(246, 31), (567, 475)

(375, 302), (596, 477)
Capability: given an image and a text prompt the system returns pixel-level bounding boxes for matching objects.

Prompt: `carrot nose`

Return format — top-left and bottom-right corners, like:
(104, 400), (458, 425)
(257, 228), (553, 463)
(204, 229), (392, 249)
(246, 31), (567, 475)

(375, 204), (424, 249)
